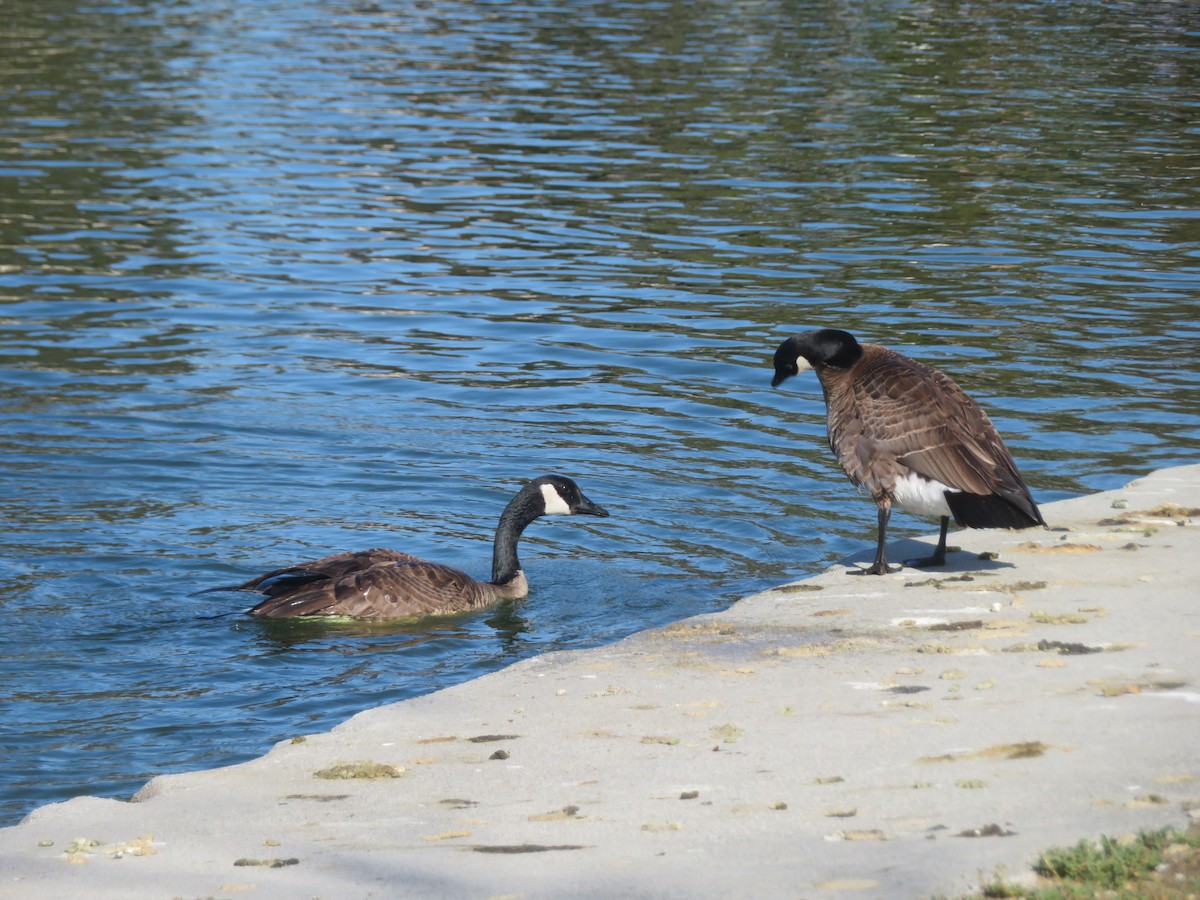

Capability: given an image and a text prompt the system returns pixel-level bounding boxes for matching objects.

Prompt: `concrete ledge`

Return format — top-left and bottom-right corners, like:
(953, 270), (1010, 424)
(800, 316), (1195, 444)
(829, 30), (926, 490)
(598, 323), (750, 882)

(3, 465), (1198, 898)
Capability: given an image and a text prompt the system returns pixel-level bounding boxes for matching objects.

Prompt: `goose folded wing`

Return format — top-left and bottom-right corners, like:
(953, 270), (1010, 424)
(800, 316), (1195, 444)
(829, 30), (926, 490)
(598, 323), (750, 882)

(240, 548), (426, 595)
(841, 359), (1009, 497)
(249, 560), (486, 619)
(881, 384), (1041, 524)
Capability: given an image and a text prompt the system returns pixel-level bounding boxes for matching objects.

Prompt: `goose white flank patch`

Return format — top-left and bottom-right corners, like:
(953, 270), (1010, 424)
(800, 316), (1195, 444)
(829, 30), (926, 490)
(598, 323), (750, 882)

(204, 474), (609, 618)
(771, 328), (1045, 575)
(890, 470), (957, 518)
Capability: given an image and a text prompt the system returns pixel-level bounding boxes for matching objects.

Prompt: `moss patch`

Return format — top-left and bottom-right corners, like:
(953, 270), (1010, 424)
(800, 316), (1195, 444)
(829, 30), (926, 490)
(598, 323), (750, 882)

(313, 761), (404, 780)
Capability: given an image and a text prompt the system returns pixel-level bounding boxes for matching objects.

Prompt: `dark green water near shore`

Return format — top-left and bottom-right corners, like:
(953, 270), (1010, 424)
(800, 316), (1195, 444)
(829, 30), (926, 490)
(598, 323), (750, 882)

(1, 0), (1197, 823)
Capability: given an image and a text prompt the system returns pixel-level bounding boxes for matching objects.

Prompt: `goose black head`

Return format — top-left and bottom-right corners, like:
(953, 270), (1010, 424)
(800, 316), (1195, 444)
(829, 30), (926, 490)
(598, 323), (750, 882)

(771, 329), (864, 387)
(531, 474), (609, 518)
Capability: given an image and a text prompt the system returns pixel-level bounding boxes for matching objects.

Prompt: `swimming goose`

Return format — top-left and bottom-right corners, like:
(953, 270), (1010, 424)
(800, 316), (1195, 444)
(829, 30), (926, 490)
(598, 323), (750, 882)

(211, 474), (609, 618)
(771, 329), (1044, 575)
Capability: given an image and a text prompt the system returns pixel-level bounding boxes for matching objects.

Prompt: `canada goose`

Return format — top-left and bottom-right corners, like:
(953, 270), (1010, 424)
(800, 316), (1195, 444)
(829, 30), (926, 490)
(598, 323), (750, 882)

(771, 329), (1044, 575)
(210, 475), (610, 619)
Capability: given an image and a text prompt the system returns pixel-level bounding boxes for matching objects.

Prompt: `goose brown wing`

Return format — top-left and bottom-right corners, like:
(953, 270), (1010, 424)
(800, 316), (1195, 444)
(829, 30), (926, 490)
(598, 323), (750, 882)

(886, 364), (1040, 523)
(832, 347), (1034, 510)
(247, 560), (499, 619)
(235, 548), (425, 596)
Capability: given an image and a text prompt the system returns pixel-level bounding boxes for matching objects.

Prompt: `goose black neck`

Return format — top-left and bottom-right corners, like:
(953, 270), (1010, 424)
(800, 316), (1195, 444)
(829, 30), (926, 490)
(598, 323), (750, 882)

(491, 487), (542, 585)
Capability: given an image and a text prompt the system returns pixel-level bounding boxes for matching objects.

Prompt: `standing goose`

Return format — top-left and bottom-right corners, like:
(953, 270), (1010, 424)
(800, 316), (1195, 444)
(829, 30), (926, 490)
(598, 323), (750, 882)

(210, 474), (609, 619)
(771, 329), (1044, 575)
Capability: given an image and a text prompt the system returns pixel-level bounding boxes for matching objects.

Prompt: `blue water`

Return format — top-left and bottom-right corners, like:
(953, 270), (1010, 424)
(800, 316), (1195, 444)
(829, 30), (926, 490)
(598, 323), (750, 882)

(1, 0), (1198, 824)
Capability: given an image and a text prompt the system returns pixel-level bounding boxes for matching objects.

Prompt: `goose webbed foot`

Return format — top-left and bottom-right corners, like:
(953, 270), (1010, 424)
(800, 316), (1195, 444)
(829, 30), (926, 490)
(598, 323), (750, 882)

(854, 506), (896, 575)
(902, 551), (947, 569)
(903, 516), (951, 570)
(855, 559), (897, 576)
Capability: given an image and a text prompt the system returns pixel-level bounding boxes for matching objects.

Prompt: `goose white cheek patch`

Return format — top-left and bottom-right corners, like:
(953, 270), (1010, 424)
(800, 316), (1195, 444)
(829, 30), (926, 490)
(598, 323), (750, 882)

(795, 357), (813, 374)
(892, 471), (956, 518)
(540, 482), (573, 515)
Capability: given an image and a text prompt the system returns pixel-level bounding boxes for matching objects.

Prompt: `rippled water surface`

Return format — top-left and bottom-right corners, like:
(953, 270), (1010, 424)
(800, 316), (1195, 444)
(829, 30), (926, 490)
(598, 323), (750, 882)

(2, 0), (1198, 823)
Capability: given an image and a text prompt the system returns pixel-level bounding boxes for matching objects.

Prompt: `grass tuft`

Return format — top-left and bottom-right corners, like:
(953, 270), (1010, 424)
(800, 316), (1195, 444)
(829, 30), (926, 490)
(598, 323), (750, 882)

(967, 825), (1200, 899)
(1034, 830), (1167, 888)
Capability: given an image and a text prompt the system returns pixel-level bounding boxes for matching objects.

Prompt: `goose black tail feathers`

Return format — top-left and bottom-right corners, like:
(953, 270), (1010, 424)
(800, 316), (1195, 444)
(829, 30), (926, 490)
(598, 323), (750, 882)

(945, 491), (1045, 531)
(195, 570), (327, 597)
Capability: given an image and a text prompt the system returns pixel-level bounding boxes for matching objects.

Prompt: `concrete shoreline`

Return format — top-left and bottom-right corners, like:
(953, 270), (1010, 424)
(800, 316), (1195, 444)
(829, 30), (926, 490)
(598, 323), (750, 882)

(2, 465), (1198, 899)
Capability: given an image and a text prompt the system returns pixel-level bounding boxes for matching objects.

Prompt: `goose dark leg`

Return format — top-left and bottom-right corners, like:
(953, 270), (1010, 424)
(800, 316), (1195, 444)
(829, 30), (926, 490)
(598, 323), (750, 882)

(905, 516), (950, 568)
(861, 504), (893, 576)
